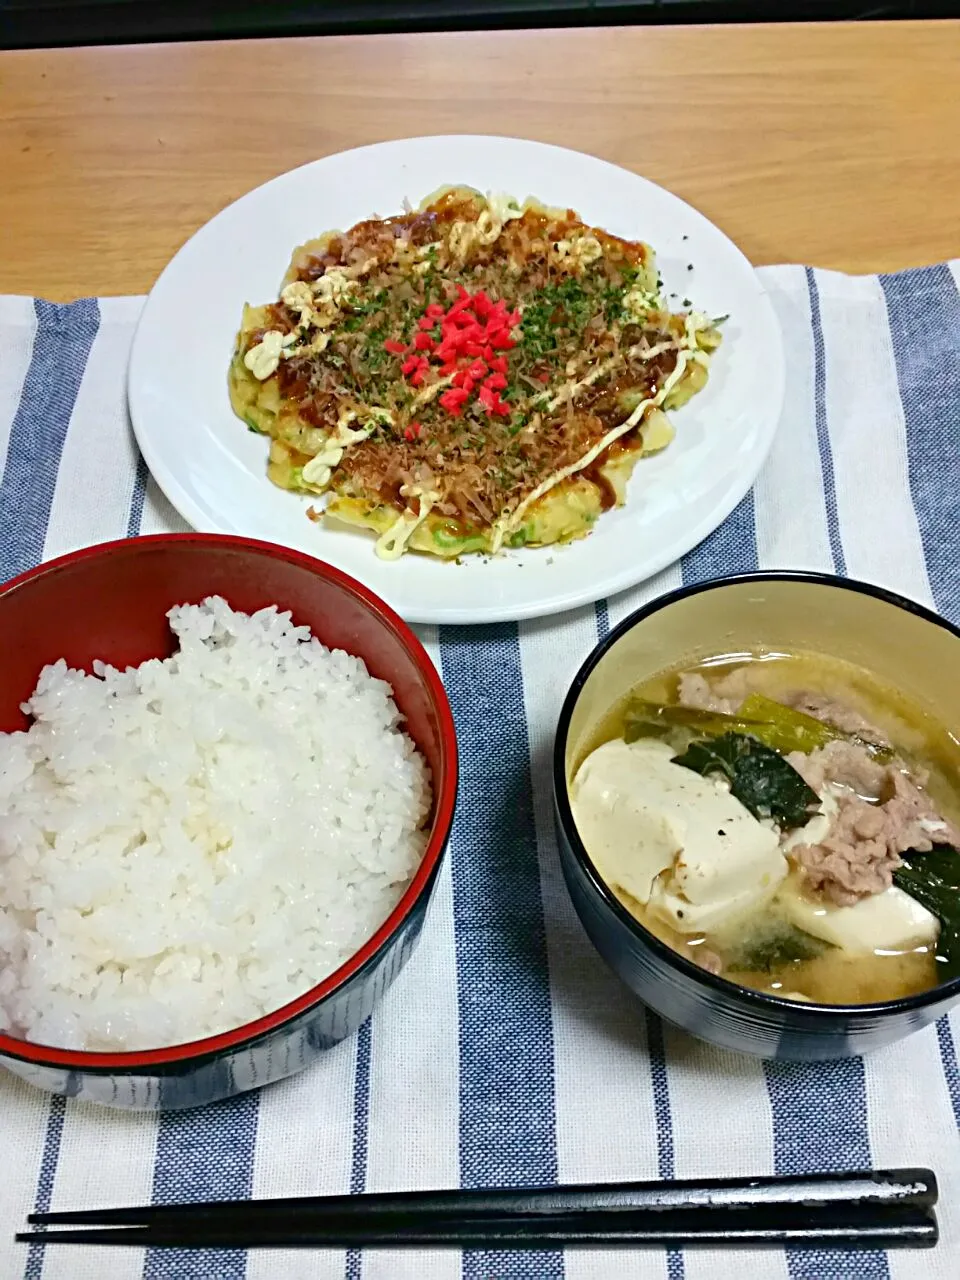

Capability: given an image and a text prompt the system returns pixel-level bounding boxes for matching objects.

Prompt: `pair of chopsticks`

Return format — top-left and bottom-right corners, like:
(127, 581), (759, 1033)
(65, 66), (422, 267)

(18, 1168), (938, 1251)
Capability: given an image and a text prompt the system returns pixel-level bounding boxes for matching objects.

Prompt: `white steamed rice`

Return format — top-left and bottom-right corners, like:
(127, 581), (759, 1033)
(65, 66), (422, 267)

(0, 597), (432, 1052)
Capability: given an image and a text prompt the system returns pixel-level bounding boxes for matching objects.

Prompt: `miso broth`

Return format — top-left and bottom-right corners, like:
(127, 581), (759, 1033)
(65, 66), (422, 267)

(573, 649), (960, 1006)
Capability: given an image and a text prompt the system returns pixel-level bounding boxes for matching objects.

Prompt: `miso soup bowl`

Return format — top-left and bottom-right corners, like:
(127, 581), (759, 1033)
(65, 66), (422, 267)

(553, 573), (960, 1061)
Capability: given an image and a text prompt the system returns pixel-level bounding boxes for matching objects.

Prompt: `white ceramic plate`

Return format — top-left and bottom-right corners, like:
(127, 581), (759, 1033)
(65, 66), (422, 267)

(129, 135), (784, 625)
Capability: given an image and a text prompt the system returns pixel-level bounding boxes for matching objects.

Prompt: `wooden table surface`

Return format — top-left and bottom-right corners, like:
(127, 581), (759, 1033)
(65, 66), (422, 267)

(1, 21), (958, 299)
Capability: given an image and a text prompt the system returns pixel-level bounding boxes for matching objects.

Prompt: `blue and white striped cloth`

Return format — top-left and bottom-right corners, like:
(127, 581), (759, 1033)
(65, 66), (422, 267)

(0, 263), (958, 1280)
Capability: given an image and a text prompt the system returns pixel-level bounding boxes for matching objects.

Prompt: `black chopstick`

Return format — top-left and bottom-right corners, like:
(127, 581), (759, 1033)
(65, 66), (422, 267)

(16, 1205), (939, 1250)
(17, 1169), (938, 1251)
(27, 1167), (937, 1227)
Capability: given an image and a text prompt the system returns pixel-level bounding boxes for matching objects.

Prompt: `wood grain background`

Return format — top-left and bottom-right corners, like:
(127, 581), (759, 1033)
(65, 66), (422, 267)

(1, 22), (958, 297)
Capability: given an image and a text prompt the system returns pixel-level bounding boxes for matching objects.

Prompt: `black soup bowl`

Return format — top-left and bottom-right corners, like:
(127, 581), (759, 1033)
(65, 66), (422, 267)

(553, 573), (960, 1061)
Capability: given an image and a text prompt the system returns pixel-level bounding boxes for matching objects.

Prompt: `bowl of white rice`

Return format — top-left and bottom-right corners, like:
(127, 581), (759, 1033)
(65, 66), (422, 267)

(0, 534), (457, 1109)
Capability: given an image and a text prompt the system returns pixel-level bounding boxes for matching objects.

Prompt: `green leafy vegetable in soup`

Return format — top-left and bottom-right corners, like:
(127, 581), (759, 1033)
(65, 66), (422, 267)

(893, 846), (960, 981)
(623, 693), (892, 760)
(623, 699), (774, 748)
(672, 732), (821, 829)
(726, 922), (832, 975)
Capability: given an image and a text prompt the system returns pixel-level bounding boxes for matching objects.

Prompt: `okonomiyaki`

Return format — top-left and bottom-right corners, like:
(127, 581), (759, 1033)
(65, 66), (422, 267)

(229, 187), (723, 560)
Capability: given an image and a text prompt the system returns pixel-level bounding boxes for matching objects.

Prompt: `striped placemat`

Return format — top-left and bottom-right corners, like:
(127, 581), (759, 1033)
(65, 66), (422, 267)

(0, 262), (958, 1280)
